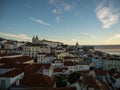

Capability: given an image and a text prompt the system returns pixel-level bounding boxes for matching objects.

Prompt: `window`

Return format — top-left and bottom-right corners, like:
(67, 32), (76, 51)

(0, 80), (5, 89)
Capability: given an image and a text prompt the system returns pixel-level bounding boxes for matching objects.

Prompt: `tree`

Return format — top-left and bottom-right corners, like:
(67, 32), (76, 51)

(56, 76), (67, 87)
(68, 72), (80, 84)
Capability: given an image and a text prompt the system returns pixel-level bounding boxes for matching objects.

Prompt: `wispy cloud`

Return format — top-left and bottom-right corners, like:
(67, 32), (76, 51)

(95, 2), (119, 29)
(64, 39), (79, 45)
(0, 32), (31, 40)
(49, 0), (58, 4)
(80, 32), (89, 35)
(49, 0), (74, 12)
(71, 39), (78, 43)
(70, 39), (95, 45)
(80, 32), (96, 39)
(106, 34), (120, 44)
(52, 9), (62, 14)
(30, 17), (50, 26)
(49, 0), (74, 22)
(61, 2), (73, 11)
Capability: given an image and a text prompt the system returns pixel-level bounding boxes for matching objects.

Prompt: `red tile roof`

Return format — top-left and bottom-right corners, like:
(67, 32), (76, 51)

(53, 87), (76, 90)
(64, 56), (78, 60)
(0, 56), (32, 64)
(0, 53), (20, 57)
(20, 73), (55, 88)
(0, 69), (23, 77)
(0, 64), (15, 69)
(64, 61), (79, 66)
(23, 64), (51, 74)
(83, 76), (98, 88)
(12, 87), (76, 90)
(95, 70), (107, 75)
(53, 68), (63, 72)
(46, 53), (55, 57)
(97, 80), (109, 90)
(52, 59), (63, 63)
(78, 71), (89, 76)
(83, 76), (109, 90)
(0, 63), (30, 70)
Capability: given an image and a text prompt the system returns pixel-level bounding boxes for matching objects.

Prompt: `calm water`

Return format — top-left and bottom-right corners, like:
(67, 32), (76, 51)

(94, 45), (120, 55)
(95, 49), (120, 55)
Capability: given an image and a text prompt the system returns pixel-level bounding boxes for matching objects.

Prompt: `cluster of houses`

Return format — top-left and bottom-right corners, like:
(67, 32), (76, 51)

(0, 36), (120, 90)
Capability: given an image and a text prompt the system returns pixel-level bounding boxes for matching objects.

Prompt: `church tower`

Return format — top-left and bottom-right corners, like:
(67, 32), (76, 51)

(36, 35), (38, 40)
(32, 36), (35, 43)
(32, 35), (40, 44)
(75, 42), (79, 49)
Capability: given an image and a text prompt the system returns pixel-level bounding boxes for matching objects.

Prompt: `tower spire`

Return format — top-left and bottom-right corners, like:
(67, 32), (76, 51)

(36, 35), (38, 40)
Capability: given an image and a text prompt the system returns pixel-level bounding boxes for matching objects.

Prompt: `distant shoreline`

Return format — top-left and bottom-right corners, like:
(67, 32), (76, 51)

(78, 45), (120, 49)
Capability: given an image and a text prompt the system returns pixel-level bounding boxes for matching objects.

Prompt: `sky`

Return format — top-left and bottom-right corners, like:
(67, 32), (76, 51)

(0, 0), (120, 45)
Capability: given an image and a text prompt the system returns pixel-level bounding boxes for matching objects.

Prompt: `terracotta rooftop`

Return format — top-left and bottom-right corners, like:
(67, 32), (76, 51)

(64, 61), (79, 66)
(10, 87), (76, 90)
(78, 71), (89, 76)
(83, 76), (98, 88)
(0, 63), (30, 69)
(0, 56), (32, 64)
(20, 73), (55, 88)
(46, 53), (55, 57)
(29, 87), (76, 90)
(53, 59), (63, 61)
(0, 69), (23, 77)
(23, 64), (51, 74)
(64, 56), (78, 60)
(98, 80), (109, 90)
(95, 70), (107, 75)
(83, 76), (109, 90)
(0, 53), (20, 57)
(0, 63), (15, 69)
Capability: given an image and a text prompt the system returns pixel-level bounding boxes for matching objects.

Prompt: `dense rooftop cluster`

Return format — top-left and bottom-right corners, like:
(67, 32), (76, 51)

(0, 36), (120, 90)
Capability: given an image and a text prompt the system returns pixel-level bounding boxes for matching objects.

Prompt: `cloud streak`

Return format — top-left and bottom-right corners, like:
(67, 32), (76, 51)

(52, 9), (62, 14)
(80, 32), (96, 39)
(106, 34), (120, 44)
(95, 2), (119, 29)
(30, 17), (50, 26)
(0, 32), (31, 40)
(80, 32), (89, 35)
(49, 0), (74, 23)
(49, 0), (74, 12)
(60, 2), (73, 12)
(49, 0), (57, 4)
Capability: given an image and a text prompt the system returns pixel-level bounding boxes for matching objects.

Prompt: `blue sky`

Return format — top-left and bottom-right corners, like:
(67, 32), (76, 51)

(0, 0), (120, 45)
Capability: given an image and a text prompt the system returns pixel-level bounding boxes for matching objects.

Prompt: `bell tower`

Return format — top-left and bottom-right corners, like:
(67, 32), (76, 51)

(32, 35), (40, 44)
(32, 36), (35, 43)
